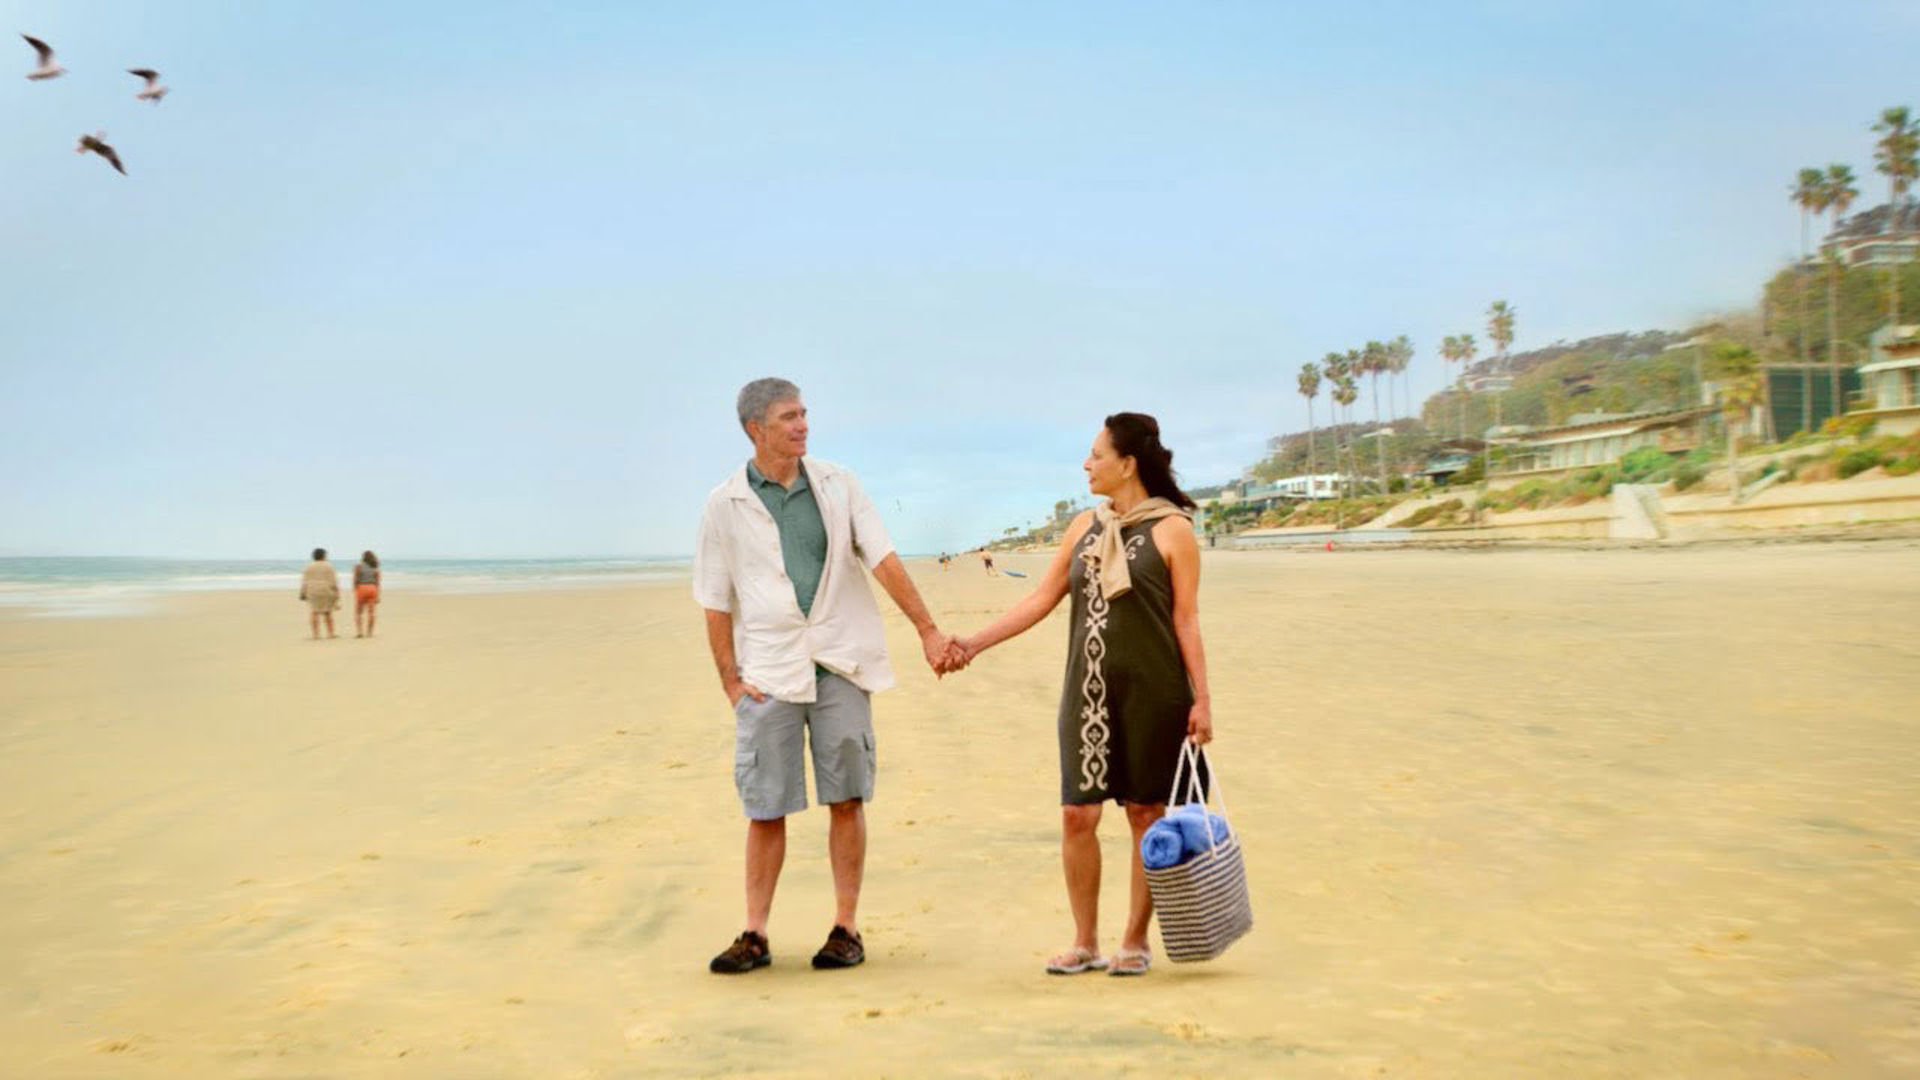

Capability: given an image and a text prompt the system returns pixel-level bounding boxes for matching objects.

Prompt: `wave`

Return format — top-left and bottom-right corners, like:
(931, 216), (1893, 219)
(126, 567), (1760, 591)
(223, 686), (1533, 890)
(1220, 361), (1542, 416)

(0, 558), (692, 617)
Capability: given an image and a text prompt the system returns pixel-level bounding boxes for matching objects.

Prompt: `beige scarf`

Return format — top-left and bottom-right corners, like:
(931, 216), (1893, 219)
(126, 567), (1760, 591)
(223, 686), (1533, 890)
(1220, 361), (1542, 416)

(1085, 496), (1191, 600)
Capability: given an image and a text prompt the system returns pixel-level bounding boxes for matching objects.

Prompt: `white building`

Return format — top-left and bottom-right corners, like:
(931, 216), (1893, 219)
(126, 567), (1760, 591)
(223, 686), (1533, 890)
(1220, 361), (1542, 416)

(1819, 203), (1920, 268)
(1855, 325), (1920, 437)
(1267, 474), (1347, 500)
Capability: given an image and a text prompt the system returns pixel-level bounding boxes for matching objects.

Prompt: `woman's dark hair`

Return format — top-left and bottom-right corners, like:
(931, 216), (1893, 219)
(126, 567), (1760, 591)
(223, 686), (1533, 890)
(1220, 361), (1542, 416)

(312, 547), (326, 561)
(1104, 412), (1196, 509)
(362, 550), (379, 569)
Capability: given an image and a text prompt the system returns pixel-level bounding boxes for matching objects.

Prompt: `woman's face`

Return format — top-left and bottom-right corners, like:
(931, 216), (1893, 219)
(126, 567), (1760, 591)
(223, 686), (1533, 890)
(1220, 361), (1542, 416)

(1083, 428), (1133, 497)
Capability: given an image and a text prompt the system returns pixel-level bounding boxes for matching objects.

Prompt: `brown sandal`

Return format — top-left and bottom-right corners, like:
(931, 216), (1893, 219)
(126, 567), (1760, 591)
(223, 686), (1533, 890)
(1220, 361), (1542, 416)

(709, 930), (771, 974)
(811, 925), (865, 969)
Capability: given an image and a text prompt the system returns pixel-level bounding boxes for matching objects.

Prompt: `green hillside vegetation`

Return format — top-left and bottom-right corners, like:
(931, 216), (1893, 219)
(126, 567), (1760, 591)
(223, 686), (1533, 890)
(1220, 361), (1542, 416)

(1248, 419), (1429, 485)
(1764, 426), (1920, 483)
(1252, 493), (1406, 530)
(1762, 261), (1920, 362)
(1419, 330), (1698, 437)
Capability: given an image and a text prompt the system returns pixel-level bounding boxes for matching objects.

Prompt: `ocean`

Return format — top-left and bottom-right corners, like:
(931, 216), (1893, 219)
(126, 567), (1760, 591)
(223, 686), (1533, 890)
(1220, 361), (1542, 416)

(0, 557), (693, 618)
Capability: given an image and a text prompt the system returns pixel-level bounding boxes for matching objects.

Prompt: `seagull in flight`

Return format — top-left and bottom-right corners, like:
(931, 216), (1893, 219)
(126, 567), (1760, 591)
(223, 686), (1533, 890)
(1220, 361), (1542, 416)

(75, 132), (126, 175)
(128, 68), (168, 103)
(22, 34), (63, 79)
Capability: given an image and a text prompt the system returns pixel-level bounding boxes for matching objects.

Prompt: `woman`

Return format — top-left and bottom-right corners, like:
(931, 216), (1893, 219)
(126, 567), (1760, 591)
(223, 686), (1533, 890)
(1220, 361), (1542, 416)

(353, 551), (381, 638)
(955, 412), (1213, 977)
(299, 548), (340, 640)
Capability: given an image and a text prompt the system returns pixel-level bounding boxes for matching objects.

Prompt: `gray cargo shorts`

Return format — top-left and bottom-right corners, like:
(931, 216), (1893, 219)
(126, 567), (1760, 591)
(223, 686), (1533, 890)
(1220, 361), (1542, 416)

(732, 672), (875, 820)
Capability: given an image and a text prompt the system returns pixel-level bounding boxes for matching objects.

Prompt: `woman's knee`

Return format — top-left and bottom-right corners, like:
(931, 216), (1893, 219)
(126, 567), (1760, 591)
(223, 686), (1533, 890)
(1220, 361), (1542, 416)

(1123, 802), (1165, 830)
(1060, 803), (1102, 836)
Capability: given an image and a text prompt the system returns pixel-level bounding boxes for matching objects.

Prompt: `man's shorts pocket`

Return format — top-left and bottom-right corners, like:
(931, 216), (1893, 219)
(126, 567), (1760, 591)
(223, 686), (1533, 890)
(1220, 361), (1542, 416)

(733, 748), (759, 803)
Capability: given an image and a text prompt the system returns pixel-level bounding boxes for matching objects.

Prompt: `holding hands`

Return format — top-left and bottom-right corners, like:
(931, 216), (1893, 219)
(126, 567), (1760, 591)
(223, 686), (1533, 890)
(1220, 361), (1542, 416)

(920, 626), (977, 677)
(936, 634), (976, 675)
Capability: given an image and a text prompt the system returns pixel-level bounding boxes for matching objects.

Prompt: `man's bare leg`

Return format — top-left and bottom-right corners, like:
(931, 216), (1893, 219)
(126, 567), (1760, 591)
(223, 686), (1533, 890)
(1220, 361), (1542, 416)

(744, 817), (786, 935)
(827, 799), (865, 932)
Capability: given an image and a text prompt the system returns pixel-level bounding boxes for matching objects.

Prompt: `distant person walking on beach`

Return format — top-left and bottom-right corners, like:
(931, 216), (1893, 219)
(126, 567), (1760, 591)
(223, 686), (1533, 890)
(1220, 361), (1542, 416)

(981, 550), (997, 576)
(353, 551), (381, 638)
(299, 548), (340, 640)
(695, 377), (956, 975)
(951, 413), (1212, 977)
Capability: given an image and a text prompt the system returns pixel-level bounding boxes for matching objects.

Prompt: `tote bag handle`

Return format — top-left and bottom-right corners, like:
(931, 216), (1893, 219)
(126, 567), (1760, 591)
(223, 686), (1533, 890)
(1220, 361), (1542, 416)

(1162, 741), (1231, 854)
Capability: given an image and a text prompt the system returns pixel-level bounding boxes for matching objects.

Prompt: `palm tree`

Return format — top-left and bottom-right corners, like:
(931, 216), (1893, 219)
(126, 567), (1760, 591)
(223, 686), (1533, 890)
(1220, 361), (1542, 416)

(1343, 348), (1364, 492)
(1872, 106), (1918, 326)
(1486, 301), (1516, 365)
(1388, 334), (1413, 419)
(1710, 341), (1764, 502)
(1439, 334), (1462, 433)
(1322, 351), (1350, 496)
(1793, 167), (1826, 434)
(1484, 302), (1515, 477)
(1457, 333), (1477, 439)
(1822, 163), (1860, 417)
(1362, 339), (1389, 490)
(1297, 361), (1323, 491)
(1332, 372), (1360, 504)
(1386, 335), (1413, 488)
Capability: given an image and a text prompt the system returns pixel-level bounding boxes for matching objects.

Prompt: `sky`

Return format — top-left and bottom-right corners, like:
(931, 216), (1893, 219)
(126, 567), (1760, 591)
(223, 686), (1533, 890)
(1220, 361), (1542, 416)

(3, 1), (1915, 558)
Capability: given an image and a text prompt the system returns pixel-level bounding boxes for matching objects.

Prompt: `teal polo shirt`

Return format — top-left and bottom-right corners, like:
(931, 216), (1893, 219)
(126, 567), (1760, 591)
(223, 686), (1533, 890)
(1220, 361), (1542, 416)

(745, 460), (828, 618)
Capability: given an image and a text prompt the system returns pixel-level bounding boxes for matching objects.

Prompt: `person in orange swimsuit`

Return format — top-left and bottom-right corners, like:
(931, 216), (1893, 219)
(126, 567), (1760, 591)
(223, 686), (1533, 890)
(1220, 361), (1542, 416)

(352, 551), (381, 638)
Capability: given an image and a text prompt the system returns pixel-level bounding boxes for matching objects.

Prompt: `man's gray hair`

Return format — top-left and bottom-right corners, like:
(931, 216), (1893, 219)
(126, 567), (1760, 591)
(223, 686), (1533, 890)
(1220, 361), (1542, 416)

(737, 377), (801, 434)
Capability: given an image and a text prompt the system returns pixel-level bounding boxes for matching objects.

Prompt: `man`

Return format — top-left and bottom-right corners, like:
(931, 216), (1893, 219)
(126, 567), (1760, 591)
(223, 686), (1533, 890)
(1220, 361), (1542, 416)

(694, 377), (955, 974)
(299, 548), (340, 640)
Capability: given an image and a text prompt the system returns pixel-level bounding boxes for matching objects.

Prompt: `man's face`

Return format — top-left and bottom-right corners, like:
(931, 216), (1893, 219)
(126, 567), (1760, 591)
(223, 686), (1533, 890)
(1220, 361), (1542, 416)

(751, 397), (809, 458)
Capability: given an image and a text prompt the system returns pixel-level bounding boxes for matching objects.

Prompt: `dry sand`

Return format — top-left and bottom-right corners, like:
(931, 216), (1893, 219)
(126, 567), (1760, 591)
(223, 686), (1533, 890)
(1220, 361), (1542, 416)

(2, 545), (1917, 1078)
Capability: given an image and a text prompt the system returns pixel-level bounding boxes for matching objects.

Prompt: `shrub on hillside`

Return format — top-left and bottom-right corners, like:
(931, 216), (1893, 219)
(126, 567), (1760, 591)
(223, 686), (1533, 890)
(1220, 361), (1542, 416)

(1838, 448), (1884, 479)
(1617, 446), (1672, 483)
(1446, 456), (1485, 486)
(1571, 467), (1616, 501)
(1672, 461), (1707, 491)
(1402, 498), (1465, 527)
(1821, 414), (1878, 439)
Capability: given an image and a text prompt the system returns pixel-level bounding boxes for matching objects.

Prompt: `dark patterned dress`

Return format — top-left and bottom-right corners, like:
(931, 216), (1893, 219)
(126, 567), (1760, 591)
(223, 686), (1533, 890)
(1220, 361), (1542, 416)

(1056, 517), (1196, 805)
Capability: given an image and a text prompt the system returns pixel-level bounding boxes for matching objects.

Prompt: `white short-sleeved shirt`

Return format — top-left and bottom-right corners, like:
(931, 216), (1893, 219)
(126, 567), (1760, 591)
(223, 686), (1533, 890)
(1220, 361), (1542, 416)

(694, 457), (896, 703)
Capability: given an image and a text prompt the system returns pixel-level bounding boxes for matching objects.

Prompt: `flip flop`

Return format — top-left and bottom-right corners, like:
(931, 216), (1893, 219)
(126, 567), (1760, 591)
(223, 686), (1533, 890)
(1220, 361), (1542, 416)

(1044, 946), (1109, 975)
(1108, 949), (1152, 977)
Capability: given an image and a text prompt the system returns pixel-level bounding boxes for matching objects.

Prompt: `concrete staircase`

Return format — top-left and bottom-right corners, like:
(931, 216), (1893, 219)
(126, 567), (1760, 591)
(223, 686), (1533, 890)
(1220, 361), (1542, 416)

(1609, 484), (1668, 540)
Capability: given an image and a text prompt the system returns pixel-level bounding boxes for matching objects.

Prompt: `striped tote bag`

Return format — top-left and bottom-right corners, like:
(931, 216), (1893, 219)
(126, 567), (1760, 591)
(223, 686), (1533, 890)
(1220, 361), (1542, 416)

(1144, 743), (1253, 963)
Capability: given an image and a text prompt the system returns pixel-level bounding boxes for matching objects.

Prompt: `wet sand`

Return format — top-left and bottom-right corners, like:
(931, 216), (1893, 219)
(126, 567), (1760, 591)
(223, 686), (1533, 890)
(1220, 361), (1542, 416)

(2, 545), (1917, 1078)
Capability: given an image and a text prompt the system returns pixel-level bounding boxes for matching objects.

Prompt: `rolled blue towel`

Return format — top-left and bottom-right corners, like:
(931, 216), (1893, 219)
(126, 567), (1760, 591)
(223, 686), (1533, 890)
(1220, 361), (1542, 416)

(1140, 818), (1187, 870)
(1168, 804), (1230, 856)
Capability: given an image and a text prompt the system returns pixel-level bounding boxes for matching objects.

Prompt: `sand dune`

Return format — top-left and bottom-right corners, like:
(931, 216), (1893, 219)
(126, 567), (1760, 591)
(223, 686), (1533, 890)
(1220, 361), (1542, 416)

(2, 545), (1917, 1078)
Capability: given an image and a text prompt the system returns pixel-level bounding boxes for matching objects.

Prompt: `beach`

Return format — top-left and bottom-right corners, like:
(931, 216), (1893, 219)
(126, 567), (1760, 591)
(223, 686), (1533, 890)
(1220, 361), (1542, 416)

(2, 545), (1918, 1079)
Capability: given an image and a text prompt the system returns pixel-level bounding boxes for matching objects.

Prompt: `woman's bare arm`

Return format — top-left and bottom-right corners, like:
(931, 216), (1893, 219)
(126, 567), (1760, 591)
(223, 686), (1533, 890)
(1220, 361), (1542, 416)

(1155, 516), (1212, 743)
(958, 511), (1096, 659)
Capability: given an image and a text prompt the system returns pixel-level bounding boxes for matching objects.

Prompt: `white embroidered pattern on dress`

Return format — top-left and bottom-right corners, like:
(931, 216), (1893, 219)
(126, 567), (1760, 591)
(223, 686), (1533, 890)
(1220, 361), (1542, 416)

(1074, 529), (1148, 792)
